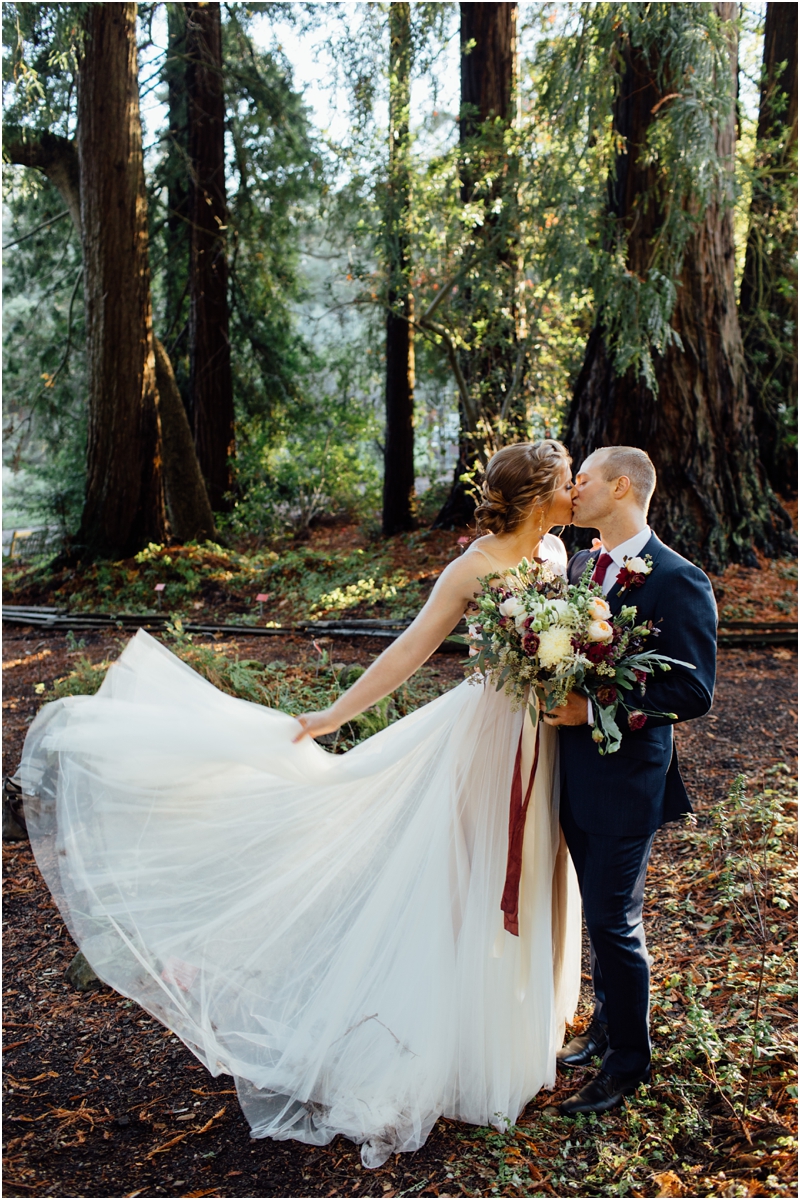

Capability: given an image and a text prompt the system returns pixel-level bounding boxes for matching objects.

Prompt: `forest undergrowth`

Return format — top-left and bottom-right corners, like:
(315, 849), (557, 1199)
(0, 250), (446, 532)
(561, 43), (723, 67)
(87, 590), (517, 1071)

(2, 531), (798, 1199)
(3, 516), (798, 627)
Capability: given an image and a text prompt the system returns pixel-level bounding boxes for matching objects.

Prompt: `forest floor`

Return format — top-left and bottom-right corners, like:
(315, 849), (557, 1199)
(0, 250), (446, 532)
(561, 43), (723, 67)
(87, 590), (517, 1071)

(2, 529), (798, 1200)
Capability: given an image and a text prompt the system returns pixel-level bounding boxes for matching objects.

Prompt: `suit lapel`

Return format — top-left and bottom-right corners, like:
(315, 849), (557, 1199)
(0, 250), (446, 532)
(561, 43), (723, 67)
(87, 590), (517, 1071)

(569, 548), (598, 585)
(607, 532), (665, 615)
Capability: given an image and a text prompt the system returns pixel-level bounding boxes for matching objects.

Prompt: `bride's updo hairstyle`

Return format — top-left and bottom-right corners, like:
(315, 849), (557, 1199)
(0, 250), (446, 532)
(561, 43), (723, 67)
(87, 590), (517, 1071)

(474, 440), (571, 536)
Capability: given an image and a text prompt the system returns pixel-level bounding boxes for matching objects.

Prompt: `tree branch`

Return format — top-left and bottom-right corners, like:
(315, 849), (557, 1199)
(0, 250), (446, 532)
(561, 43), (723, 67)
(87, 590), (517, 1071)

(2, 208), (71, 250)
(4, 129), (82, 233)
(415, 316), (478, 432)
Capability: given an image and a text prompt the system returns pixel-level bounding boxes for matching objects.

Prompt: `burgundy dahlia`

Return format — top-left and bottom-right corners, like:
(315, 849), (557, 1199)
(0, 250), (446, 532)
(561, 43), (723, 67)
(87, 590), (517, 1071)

(521, 631), (540, 657)
(628, 710), (648, 731)
(595, 685), (618, 706)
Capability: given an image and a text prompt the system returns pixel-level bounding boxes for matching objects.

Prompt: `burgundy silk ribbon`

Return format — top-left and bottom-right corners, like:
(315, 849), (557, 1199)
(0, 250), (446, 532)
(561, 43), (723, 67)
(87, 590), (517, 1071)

(500, 719), (542, 936)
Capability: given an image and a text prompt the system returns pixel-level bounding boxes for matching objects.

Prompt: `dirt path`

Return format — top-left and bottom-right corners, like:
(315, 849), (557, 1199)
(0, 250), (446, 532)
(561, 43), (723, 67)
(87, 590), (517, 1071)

(3, 627), (797, 1198)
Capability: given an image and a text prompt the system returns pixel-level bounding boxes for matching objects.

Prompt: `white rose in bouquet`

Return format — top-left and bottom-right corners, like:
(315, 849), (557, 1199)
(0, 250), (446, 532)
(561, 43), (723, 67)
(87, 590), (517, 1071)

(587, 619), (614, 643)
(588, 597), (611, 620)
(499, 597), (526, 620)
(544, 597), (572, 622)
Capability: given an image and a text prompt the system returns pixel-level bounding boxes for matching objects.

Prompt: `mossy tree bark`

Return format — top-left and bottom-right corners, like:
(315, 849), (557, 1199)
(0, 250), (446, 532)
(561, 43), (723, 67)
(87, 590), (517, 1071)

(75, 2), (166, 558)
(434, 1), (518, 529)
(563, 2), (793, 571)
(739, 2), (798, 497)
(185, 1), (235, 513)
(382, 1), (416, 537)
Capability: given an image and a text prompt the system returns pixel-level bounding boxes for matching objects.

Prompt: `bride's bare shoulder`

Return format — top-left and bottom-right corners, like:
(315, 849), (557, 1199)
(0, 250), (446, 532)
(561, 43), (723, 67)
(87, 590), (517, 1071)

(447, 542), (495, 579)
(464, 534), (504, 563)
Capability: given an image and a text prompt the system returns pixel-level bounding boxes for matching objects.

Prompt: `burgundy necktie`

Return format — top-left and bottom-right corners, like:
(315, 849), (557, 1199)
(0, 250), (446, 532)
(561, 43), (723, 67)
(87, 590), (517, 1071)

(591, 551), (614, 586)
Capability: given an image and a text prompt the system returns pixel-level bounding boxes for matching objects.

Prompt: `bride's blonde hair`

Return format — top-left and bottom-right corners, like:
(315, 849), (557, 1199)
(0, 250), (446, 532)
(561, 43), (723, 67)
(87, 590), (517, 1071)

(474, 440), (571, 536)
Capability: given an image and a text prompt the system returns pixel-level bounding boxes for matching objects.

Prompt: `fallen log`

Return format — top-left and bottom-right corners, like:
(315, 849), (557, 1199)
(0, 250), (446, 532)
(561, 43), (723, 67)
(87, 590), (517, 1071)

(3, 605), (796, 647)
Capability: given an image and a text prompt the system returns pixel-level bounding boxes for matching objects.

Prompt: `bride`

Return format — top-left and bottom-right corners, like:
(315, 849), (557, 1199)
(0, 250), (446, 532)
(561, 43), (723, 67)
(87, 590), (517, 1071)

(18, 439), (581, 1169)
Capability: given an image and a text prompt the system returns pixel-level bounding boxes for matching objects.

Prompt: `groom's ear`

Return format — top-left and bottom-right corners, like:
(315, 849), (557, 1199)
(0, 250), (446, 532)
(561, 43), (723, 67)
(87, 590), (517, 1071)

(612, 475), (632, 499)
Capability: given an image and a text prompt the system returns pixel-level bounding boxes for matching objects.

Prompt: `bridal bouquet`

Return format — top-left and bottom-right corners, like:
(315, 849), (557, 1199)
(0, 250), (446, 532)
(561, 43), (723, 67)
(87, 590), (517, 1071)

(462, 558), (692, 754)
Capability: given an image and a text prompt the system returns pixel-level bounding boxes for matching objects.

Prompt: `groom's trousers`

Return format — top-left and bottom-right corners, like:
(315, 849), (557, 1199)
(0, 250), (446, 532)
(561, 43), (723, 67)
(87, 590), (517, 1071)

(560, 785), (655, 1079)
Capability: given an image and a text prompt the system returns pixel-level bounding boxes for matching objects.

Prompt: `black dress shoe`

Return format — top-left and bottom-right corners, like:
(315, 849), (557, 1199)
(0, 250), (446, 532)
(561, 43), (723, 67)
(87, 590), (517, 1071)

(558, 1067), (651, 1116)
(556, 1020), (608, 1068)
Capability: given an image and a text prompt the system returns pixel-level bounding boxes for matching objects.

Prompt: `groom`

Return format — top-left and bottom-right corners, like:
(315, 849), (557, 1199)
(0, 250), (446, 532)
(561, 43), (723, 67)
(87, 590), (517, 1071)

(543, 446), (718, 1116)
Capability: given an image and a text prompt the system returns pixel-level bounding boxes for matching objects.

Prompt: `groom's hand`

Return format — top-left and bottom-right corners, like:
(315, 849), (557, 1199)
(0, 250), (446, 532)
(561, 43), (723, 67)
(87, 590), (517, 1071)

(542, 692), (589, 727)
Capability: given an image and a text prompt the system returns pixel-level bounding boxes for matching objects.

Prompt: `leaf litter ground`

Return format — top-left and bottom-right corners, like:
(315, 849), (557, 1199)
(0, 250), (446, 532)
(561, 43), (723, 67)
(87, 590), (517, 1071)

(3, 541), (797, 1199)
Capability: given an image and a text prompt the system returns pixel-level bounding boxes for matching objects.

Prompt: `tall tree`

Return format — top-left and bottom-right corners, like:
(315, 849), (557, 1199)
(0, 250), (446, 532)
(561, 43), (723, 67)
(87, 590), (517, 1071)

(382, 1), (416, 536)
(5, 6), (216, 549)
(739, 2), (798, 497)
(75, 1), (166, 557)
(185, 0), (235, 512)
(434, 1), (518, 528)
(563, 3), (793, 571)
(161, 3), (191, 366)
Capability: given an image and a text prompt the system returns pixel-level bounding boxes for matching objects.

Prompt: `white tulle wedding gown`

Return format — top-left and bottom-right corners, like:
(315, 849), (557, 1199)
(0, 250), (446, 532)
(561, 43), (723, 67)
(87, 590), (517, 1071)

(18, 538), (581, 1168)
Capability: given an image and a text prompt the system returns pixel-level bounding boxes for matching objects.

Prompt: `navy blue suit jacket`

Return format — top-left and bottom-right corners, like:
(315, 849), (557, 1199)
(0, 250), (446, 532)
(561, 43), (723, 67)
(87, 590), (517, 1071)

(559, 532), (718, 837)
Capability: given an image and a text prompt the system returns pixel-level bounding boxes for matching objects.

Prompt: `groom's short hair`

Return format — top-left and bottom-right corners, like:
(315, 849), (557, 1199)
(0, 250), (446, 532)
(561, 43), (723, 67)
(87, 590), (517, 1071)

(598, 446), (657, 512)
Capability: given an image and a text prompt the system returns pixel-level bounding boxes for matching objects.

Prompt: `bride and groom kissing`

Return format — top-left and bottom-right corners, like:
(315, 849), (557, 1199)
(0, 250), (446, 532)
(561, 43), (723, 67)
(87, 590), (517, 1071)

(19, 438), (718, 1165)
(543, 443), (717, 1115)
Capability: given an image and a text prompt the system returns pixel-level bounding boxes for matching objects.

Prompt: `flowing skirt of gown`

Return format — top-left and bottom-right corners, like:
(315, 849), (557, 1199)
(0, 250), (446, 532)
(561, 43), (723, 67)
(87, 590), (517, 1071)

(17, 629), (581, 1167)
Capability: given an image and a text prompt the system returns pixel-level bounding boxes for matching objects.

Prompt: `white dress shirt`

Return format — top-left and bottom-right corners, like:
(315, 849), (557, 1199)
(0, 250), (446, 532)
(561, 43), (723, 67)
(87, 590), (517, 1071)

(595, 526), (652, 595)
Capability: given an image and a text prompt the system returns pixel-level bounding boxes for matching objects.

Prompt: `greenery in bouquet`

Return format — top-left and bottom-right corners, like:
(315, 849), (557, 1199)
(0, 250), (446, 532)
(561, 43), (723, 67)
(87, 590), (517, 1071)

(463, 559), (690, 754)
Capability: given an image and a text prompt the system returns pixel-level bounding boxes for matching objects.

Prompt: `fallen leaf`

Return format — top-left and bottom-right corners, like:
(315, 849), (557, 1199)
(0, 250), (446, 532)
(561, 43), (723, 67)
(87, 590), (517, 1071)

(192, 1104), (227, 1136)
(145, 1132), (187, 1159)
(652, 1170), (685, 1196)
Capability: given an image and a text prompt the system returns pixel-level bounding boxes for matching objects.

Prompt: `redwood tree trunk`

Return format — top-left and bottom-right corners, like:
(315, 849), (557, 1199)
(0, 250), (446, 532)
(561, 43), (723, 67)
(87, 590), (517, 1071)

(739, 2), (798, 496)
(434, 1), (518, 529)
(76, 2), (166, 558)
(563, 3), (793, 571)
(154, 338), (217, 542)
(382, 1), (416, 537)
(459, 1), (515, 142)
(186, 1), (235, 512)
(8, 24), (215, 551)
(163, 2), (191, 366)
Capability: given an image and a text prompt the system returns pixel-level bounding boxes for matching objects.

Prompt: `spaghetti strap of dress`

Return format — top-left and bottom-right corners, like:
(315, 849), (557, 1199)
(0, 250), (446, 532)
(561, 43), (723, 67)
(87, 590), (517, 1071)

(466, 546), (503, 575)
